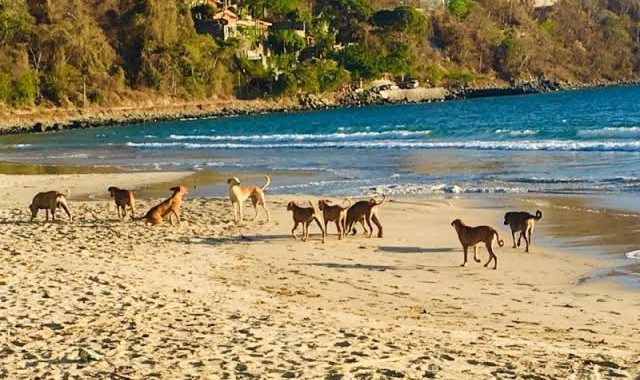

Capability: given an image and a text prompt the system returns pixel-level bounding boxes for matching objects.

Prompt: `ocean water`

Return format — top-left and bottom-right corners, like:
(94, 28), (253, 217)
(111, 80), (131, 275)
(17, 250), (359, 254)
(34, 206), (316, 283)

(2, 86), (640, 197)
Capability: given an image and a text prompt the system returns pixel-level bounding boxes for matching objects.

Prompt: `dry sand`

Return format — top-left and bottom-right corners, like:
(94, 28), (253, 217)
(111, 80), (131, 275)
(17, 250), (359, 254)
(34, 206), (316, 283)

(0, 173), (639, 379)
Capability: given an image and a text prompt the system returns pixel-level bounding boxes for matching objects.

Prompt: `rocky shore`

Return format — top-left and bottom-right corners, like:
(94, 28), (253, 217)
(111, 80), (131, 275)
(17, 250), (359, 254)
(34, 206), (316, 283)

(1, 78), (638, 136)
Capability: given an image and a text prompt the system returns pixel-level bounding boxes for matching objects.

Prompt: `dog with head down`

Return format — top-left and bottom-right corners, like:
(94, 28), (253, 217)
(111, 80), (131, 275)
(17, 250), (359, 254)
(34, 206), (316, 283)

(30, 189), (72, 222)
(108, 186), (136, 219)
(139, 186), (188, 226)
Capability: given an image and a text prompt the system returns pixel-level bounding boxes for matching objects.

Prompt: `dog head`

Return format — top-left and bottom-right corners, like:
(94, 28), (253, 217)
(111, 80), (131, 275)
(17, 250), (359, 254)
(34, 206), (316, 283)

(451, 219), (464, 231)
(287, 201), (297, 211)
(227, 177), (241, 187)
(318, 199), (331, 210)
(107, 186), (118, 197)
(503, 212), (512, 225)
(170, 185), (189, 195)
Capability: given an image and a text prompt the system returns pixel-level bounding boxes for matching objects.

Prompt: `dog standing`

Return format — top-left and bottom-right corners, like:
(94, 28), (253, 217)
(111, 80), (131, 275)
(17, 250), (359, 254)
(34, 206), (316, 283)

(451, 219), (504, 269)
(318, 199), (351, 240)
(139, 186), (188, 226)
(227, 175), (271, 223)
(287, 201), (325, 243)
(504, 210), (542, 252)
(30, 189), (72, 222)
(107, 187), (136, 219)
(345, 194), (386, 238)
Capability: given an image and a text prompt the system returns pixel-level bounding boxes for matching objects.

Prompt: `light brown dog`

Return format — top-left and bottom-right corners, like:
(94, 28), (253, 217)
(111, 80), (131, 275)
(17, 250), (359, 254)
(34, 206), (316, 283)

(30, 189), (72, 222)
(139, 186), (188, 226)
(227, 175), (271, 223)
(504, 210), (542, 252)
(287, 201), (325, 243)
(345, 194), (386, 238)
(108, 186), (136, 219)
(318, 199), (352, 240)
(451, 219), (504, 269)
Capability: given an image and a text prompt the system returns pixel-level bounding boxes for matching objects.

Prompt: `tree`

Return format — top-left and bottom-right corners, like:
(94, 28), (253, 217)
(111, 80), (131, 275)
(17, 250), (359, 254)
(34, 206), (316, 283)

(448, 0), (470, 18)
(268, 29), (306, 54)
(313, 0), (373, 43)
(335, 43), (379, 79)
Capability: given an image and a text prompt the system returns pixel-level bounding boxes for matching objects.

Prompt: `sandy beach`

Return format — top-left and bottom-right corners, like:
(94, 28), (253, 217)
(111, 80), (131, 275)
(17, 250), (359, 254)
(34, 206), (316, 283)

(0, 172), (639, 379)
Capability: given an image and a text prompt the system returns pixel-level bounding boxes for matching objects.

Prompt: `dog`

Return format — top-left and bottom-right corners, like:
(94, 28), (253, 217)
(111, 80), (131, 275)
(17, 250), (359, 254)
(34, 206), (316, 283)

(287, 201), (325, 243)
(139, 186), (188, 226)
(345, 194), (386, 238)
(30, 189), (72, 222)
(504, 210), (542, 252)
(318, 199), (352, 240)
(227, 175), (271, 223)
(107, 187), (136, 219)
(451, 219), (504, 269)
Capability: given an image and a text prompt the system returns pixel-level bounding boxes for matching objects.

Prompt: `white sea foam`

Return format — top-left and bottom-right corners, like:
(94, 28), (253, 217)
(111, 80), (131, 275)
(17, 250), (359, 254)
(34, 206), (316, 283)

(495, 129), (539, 137)
(167, 130), (432, 142)
(577, 126), (640, 138)
(126, 139), (640, 152)
(625, 250), (640, 260)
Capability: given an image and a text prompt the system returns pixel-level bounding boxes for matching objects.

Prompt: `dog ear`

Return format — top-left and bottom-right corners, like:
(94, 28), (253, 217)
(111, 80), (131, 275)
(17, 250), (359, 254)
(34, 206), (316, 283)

(170, 186), (178, 192)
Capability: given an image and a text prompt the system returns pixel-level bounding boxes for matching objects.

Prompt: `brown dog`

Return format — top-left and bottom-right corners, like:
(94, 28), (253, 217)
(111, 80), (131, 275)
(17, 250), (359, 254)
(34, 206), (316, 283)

(139, 186), (188, 226)
(108, 187), (136, 219)
(345, 194), (386, 238)
(287, 201), (325, 243)
(227, 175), (271, 223)
(451, 219), (504, 269)
(30, 189), (72, 222)
(318, 199), (352, 240)
(504, 210), (542, 252)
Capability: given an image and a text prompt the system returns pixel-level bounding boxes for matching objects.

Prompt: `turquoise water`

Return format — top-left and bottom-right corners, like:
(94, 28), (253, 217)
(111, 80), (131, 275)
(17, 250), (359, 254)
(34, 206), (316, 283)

(2, 86), (640, 196)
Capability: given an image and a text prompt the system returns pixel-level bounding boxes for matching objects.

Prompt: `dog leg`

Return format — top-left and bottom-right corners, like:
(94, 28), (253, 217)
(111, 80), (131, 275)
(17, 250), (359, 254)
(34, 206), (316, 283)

(263, 204), (271, 222)
(251, 198), (259, 221)
(315, 217), (325, 243)
(473, 246), (481, 262)
(239, 202), (244, 223)
(291, 221), (300, 240)
(371, 214), (383, 238)
(302, 221), (310, 242)
(485, 243), (497, 269)
(335, 221), (342, 240)
(31, 209), (38, 222)
(525, 228), (531, 252)
(173, 210), (181, 224)
(359, 219), (369, 236)
(511, 230), (517, 248)
(461, 246), (468, 267)
(45, 209), (49, 222)
(517, 232), (523, 247)
(365, 214), (374, 238)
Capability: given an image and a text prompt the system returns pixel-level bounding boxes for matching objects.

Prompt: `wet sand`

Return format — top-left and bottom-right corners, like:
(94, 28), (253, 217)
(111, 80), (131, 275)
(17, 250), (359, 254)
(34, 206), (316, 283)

(0, 173), (639, 378)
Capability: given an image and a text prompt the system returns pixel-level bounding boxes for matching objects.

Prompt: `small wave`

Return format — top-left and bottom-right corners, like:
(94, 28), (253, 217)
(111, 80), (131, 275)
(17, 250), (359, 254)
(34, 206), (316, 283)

(167, 130), (431, 142)
(495, 129), (539, 137)
(368, 183), (529, 195)
(625, 250), (640, 260)
(577, 126), (640, 138)
(126, 140), (640, 152)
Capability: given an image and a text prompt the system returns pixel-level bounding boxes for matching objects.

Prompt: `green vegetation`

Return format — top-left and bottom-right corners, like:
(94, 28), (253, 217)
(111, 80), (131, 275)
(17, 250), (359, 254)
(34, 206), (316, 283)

(1, 0), (640, 106)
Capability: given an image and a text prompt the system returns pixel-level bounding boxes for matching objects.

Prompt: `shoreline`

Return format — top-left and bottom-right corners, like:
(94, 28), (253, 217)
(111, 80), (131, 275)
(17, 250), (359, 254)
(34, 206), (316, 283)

(1, 80), (639, 137)
(0, 171), (638, 378)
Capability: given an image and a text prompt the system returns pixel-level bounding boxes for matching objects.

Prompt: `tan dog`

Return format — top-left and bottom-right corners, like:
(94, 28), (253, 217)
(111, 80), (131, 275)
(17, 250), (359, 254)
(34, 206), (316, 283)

(451, 219), (504, 269)
(227, 175), (271, 223)
(30, 189), (72, 222)
(287, 201), (325, 242)
(108, 186), (136, 219)
(139, 186), (188, 226)
(345, 194), (386, 238)
(504, 210), (542, 252)
(318, 199), (352, 240)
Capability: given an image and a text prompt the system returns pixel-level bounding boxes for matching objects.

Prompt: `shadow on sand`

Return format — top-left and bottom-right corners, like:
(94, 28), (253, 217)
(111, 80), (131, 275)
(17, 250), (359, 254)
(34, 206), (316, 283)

(377, 246), (456, 254)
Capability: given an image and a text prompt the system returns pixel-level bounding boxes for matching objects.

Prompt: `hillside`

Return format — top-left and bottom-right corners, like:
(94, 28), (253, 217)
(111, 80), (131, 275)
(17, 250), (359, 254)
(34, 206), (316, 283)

(1, 0), (639, 109)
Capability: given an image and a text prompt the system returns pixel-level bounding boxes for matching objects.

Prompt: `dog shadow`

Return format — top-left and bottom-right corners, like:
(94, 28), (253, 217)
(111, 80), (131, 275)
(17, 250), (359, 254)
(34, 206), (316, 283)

(377, 246), (456, 254)
(301, 262), (397, 271)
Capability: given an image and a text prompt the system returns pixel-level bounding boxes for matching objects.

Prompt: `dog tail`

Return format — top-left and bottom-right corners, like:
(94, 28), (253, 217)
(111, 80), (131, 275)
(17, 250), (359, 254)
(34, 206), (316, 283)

(342, 198), (352, 209)
(494, 230), (504, 247)
(62, 188), (71, 198)
(534, 210), (542, 220)
(262, 175), (271, 191)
